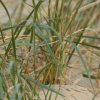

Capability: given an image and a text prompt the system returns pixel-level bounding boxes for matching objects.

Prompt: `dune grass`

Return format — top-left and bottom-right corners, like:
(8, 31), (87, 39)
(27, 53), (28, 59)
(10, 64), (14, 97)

(0, 0), (100, 99)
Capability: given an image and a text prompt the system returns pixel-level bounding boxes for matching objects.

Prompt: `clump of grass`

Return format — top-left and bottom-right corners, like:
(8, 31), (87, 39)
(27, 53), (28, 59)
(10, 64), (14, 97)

(0, 0), (100, 99)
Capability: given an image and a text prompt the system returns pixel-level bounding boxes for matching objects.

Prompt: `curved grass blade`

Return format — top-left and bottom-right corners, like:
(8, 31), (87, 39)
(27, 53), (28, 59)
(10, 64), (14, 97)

(78, 42), (100, 50)
(0, 74), (4, 99)
(0, 0), (16, 59)
(10, 83), (21, 100)
(65, 37), (95, 92)
(0, 73), (10, 99)
(64, 0), (84, 35)
(22, 75), (64, 97)
(81, 35), (100, 40)
(39, 24), (64, 49)
(34, 24), (57, 65)
(5, 0), (44, 56)
(66, 3), (97, 66)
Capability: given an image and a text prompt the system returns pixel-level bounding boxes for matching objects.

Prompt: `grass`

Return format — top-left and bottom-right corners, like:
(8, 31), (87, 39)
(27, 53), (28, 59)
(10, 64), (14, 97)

(0, 0), (100, 99)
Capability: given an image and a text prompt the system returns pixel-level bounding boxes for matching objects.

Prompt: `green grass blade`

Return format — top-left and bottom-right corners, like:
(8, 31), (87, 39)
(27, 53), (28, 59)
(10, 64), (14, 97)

(23, 75), (64, 97)
(65, 37), (94, 91)
(0, 0), (16, 59)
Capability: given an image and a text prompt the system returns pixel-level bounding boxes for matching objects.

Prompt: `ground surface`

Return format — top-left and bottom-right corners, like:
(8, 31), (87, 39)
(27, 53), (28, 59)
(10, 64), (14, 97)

(37, 85), (100, 100)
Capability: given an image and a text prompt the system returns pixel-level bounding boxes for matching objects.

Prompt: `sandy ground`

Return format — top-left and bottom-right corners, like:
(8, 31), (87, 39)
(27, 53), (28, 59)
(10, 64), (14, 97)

(37, 85), (100, 100)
